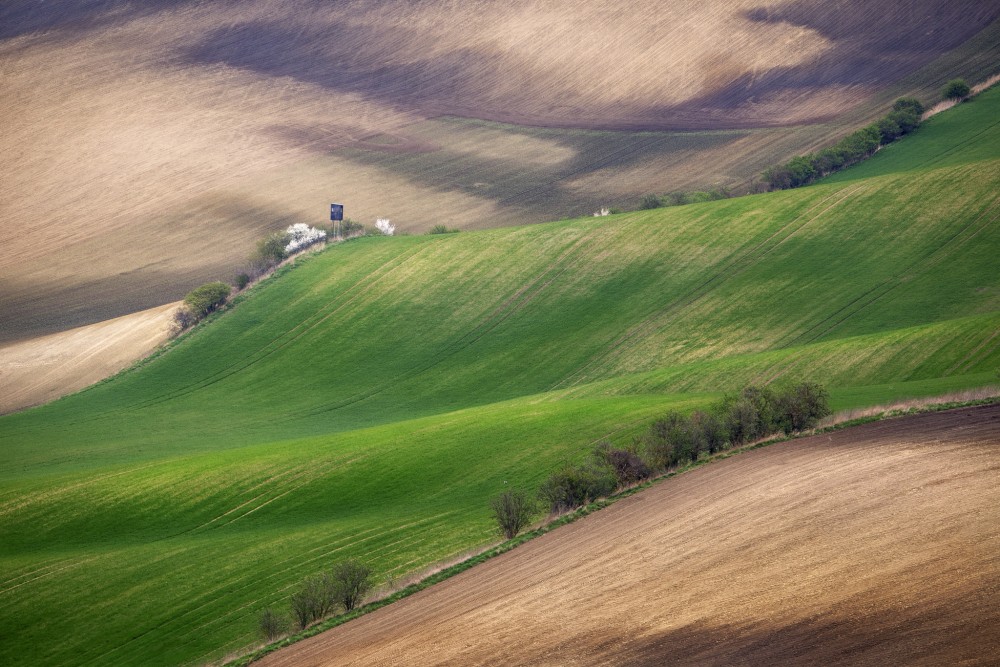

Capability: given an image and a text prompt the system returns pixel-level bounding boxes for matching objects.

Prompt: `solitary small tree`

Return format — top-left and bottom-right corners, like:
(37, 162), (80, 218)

(943, 79), (970, 101)
(331, 559), (373, 611)
(491, 488), (535, 540)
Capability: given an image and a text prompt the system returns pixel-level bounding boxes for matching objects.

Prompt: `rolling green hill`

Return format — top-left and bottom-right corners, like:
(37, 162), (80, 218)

(1, 86), (998, 666)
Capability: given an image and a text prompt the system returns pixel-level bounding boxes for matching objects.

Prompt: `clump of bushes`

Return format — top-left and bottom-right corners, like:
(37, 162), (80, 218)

(173, 281), (232, 333)
(284, 223), (326, 254)
(763, 98), (924, 190)
(245, 224), (329, 280)
(538, 461), (617, 514)
(183, 281), (232, 319)
(259, 558), (374, 640)
(428, 224), (460, 234)
(639, 188), (732, 210)
(943, 78), (970, 101)
(531, 382), (831, 515)
(249, 231), (289, 276)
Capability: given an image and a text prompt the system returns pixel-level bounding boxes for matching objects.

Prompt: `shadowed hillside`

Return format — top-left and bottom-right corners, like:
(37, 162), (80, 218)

(2, 0), (999, 342)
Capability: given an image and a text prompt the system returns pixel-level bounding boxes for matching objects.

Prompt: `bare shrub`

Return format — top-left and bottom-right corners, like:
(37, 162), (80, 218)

(775, 382), (831, 433)
(538, 463), (616, 514)
(593, 441), (650, 485)
(171, 306), (196, 336)
(331, 559), (373, 612)
(258, 607), (288, 642)
(491, 488), (536, 540)
(289, 574), (337, 629)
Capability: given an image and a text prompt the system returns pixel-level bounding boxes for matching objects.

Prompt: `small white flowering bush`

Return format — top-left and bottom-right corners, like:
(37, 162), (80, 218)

(284, 223), (327, 254)
(375, 218), (396, 236)
(593, 207), (610, 217)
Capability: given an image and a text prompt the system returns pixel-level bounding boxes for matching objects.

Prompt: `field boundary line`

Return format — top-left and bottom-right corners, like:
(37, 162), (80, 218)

(221, 397), (1000, 667)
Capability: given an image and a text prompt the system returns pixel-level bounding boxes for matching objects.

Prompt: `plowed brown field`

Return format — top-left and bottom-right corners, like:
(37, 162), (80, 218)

(258, 405), (1000, 666)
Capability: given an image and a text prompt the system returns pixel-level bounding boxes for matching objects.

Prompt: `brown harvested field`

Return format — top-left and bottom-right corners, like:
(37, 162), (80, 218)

(0, 301), (178, 414)
(2, 2), (999, 343)
(257, 405), (1000, 666)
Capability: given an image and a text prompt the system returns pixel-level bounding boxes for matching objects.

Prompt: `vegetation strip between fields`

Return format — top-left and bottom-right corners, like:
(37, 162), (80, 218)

(224, 395), (1000, 666)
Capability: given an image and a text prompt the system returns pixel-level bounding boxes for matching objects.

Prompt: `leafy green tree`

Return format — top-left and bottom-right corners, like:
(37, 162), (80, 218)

(538, 463), (616, 513)
(943, 79), (970, 100)
(892, 97), (924, 115)
(182, 282), (231, 320)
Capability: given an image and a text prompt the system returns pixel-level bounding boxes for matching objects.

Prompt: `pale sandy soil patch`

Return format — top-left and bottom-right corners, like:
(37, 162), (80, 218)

(0, 302), (179, 414)
(255, 405), (1000, 666)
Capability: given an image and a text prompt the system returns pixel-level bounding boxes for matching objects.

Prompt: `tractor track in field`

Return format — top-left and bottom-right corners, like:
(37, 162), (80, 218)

(280, 227), (607, 423)
(783, 187), (1000, 349)
(549, 182), (870, 390)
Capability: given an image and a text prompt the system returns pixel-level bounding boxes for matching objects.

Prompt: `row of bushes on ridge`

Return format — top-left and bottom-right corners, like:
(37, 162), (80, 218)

(258, 559), (374, 642)
(492, 382), (832, 536)
(762, 98), (924, 190)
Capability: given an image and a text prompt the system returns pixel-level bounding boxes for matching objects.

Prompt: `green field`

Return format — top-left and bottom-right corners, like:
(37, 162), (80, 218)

(1, 87), (999, 666)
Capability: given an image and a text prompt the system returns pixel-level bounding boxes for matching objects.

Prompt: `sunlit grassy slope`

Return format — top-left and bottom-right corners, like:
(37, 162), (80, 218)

(1, 87), (999, 666)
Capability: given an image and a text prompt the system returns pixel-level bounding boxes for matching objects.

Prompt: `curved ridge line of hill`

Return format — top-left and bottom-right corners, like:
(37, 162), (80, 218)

(549, 182), (870, 390)
(785, 193), (1000, 347)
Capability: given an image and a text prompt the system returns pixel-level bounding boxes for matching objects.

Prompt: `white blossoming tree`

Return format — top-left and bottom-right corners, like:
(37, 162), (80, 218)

(593, 207), (610, 217)
(284, 223), (327, 254)
(375, 218), (396, 236)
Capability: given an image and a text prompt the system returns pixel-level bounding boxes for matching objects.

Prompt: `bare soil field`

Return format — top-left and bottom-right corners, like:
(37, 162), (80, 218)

(2, 1), (998, 343)
(0, 301), (178, 414)
(257, 405), (1000, 666)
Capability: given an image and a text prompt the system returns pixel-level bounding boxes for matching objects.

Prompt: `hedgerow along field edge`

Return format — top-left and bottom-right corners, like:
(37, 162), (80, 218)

(1, 85), (999, 666)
